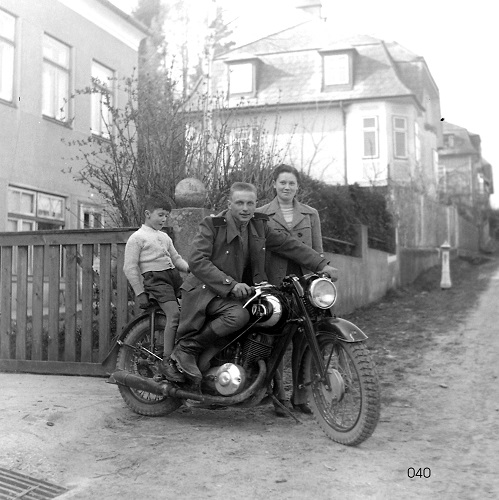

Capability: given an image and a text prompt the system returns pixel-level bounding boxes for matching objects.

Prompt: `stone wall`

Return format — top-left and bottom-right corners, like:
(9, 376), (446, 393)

(329, 227), (399, 315)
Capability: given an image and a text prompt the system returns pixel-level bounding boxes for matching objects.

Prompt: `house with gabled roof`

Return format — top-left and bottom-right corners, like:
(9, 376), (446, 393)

(209, 16), (443, 195)
(438, 121), (494, 245)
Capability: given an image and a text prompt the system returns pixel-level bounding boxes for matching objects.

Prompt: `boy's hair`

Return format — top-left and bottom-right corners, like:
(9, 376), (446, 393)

(229, 182), (257, 198)
(272, 163), (301, 183)
(143, 194), (172, 213)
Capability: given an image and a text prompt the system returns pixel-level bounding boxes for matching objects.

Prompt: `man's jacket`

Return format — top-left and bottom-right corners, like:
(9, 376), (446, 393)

(177, 209), (328, 338)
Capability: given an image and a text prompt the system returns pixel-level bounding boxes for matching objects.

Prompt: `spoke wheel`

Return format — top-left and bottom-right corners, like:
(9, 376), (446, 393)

(116, 315), (181, 417)
(303, 334), (380, 445)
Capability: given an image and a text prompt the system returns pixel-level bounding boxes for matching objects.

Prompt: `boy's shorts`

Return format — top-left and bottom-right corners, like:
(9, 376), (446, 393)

(142, 269), (183, 303)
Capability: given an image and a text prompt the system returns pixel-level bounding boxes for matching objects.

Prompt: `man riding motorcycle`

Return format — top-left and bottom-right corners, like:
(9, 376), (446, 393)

(169, 182), (338, 383)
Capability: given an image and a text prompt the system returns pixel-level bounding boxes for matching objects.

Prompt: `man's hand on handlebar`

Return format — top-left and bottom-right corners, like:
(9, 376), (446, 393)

(318, 265), (339, 282)
(230, 282), (254, 299)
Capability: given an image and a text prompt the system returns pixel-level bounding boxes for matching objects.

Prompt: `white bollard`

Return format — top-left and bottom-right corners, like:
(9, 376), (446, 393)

(440, 241), (452, 289)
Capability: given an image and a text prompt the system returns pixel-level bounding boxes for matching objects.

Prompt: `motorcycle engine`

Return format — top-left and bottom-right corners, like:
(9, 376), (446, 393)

(203, 363), (246, 396)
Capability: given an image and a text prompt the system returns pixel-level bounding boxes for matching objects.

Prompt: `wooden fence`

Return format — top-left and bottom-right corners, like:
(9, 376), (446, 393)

(0, 228), (136, 376)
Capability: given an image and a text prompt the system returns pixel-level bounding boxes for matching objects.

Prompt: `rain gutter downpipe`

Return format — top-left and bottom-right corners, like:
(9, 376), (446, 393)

(340, 100), (347, 185)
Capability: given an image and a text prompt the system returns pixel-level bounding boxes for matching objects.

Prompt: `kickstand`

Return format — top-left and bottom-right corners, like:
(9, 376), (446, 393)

(270, 395), (302, 424)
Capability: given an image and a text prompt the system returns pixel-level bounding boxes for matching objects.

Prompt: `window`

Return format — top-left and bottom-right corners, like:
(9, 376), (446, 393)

(393, 117), (407, 158)
(42, 34), (70, 121)
(7, 218), (34, 232)
(91, 61), (114, 137)
(37, 193), (64, 220)
(230, 126), (259, 153)
(7, 219), (35, 275)
(7, 186), (65, 231)
(0, 8), (15, 102)
(436, 150), (445, 191)
(477, 174), (484, 195)
(362, 117), (378, 158)
(444, 134), (455, 148)
(228, 62), (254, 95)
(227, 126), (260, 170)
(323, 53), (350, 87)
(80, 204), (104, 229)
(415, 122), (421, 163)
(8, 187), (35, 216)
(7, 187), (65, 276)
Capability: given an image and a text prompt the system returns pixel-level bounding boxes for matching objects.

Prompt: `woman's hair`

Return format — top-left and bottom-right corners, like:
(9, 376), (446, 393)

(272, 163), (301, 183)
(143, 195), (172, 213)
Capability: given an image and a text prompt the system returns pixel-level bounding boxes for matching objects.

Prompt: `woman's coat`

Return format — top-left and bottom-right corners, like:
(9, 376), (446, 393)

(256, 197), (324, 286)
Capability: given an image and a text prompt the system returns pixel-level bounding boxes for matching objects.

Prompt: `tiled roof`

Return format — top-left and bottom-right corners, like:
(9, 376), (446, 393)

(440, 122), (480, 156)
(211, 19), (435, 108)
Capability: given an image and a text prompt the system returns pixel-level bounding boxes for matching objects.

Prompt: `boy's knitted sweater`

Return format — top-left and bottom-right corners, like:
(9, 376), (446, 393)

(123, 224), (189, 296)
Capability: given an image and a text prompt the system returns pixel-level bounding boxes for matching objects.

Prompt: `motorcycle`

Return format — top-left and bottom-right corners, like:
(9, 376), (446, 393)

(103, 273), (380, 446)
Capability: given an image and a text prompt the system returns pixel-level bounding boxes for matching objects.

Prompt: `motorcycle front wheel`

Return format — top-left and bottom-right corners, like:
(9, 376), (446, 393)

(116, 315), (182, 417)
(303, 334), (380, 446)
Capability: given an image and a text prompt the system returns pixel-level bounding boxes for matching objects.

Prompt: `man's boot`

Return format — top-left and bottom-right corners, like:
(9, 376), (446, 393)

(158, 357), (186, 383)
(171, 324), (218, 383)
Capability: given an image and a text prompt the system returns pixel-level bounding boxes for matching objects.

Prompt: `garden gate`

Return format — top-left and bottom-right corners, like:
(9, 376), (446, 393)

(0, 228), (136, 376)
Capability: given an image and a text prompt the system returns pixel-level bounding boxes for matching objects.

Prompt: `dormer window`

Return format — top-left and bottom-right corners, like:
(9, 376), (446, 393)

(226, 57), (258, 97)
(444, 134), (455, 148)
(322, 51), (353, 89)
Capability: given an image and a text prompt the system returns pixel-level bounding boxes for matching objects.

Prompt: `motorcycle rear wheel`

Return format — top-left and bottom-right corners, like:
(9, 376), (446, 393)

(303, 335), (380, 446)
(116, 315), (182, 417)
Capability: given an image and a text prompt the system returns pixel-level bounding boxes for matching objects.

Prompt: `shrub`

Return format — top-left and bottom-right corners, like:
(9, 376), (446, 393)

(296, 175), (396, 255)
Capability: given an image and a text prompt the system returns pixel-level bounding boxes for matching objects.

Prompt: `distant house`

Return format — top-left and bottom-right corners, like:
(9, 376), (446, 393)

(208, 14), (442, 194)
(438, 122), (494, 247)
(438, 122), (494, 219)
(0, 0), (147, 232)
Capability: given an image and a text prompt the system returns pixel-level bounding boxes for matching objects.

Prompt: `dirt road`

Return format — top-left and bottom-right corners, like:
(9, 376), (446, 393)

(1, 256), (498, 499)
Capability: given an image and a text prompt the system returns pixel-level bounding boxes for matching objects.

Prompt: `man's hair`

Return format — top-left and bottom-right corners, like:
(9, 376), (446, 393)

(272, 163), (301, 183)
(143, 194), (172, 213)
(229, 182), (257, 198)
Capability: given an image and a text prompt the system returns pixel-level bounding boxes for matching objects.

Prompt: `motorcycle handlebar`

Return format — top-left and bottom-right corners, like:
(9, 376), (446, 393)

(241, 282), (275, 308)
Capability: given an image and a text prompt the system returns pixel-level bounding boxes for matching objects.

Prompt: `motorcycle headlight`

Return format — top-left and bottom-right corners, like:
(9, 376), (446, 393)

(307, 278), (337, 309)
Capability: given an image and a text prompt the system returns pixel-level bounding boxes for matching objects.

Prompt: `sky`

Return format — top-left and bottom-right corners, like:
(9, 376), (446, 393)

(117, 0), (499, 208)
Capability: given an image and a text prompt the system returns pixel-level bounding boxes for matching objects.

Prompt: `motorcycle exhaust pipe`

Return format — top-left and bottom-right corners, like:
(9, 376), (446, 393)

(110, 360), (267, 405)
(167, 360), (267, 404)
(109, 370), (165, 396)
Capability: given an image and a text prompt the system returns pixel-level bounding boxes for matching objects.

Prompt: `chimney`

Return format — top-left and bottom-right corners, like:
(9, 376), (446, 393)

(296, 1), (323, 18)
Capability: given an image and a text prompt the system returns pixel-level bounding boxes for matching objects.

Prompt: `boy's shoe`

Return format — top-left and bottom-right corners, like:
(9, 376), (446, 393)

(158, 358), (186, 383)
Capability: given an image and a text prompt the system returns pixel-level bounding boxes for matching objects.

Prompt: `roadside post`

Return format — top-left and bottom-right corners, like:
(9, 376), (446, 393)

(440, 241), (452, 289)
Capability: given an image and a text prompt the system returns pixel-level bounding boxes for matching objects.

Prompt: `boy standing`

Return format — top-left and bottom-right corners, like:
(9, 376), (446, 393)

(124, 195), (188, 382)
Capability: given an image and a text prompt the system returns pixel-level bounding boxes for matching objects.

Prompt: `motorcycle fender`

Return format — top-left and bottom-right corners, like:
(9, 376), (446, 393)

(315, 317), (368, 342)
(101, 312), (157, 375)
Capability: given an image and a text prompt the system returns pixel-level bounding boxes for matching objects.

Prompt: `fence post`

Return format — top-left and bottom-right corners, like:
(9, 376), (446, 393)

(353, 224), (368, 259)
(0, 247), (13, 359)
(440, 241), (452, 289)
